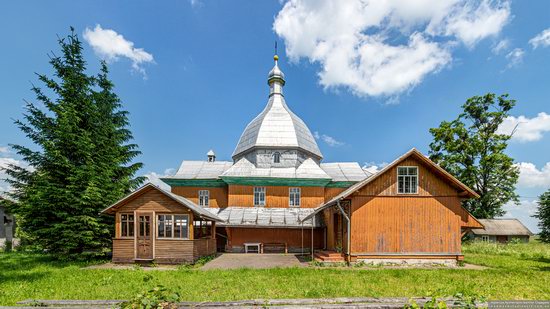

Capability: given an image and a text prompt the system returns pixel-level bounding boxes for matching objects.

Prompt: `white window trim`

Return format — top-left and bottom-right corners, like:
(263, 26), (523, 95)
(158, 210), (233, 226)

(157, 214), (189, 239)
(254, 187), (266, 207)
(289, 187), (301, 208)
(481, 235), (490, 242)
(397, 166), (419, 194)
(198, 190), (210, 207)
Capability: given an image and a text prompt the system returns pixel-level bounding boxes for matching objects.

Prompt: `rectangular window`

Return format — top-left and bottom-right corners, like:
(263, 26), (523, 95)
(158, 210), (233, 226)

(289, 187), (301, 207)
(174, 215), (189, 239)
(120, 214), (134, 237)
(157, 214), (189, 239)
(198, 190), (210, 207)
(481, 235), (490, 242)
(254, 187), (266, 206)
(397, 166), (418, 194)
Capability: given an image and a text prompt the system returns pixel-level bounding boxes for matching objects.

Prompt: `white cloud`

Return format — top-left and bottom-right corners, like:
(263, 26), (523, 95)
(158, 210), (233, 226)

(515, 162), (550, 189)
(314, 131), (344, 147)
(362, 161), (389, 175)
(502, 200), (539, 233)
(498, 112), (550, 142)
(0, 155), (25, 195)
(83, 25), (155, 77)
(505, 48), (524, 69)
(430, 0), (510, 48)
(274, 0), (511, 98)
(0, 146), (9, 154)
(143, 168), (174, 191)
(491, 38), (510, 55)
(529, 28), (550, 49)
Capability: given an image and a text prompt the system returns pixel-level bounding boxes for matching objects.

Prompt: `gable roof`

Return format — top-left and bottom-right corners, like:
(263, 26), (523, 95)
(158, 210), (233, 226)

(165, 160), (233, 180)
(472, 219), (533, 236)
(221, 157), (330, 179)
(302, 148), (480, 221)
(100, 183), (224, 222)
(320, 162), (371, 182)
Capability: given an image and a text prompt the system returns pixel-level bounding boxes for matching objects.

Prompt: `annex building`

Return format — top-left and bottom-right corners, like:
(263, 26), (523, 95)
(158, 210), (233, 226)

(102, 55), (482, 264)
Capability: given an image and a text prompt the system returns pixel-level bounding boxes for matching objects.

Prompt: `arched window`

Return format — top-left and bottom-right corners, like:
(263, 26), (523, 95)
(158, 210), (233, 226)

(273, 152), (281, 164)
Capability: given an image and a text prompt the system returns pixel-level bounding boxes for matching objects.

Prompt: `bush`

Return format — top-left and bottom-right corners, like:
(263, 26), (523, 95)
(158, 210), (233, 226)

(121, 285), (180, 309)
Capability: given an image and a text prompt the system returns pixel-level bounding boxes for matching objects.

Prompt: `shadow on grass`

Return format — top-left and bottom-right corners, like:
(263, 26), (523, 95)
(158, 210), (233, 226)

(0, 252), (86, 284)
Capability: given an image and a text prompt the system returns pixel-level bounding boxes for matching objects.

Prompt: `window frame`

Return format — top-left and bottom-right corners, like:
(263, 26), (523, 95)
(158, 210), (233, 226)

(289, 187), (301, 208)
(397, 166), (419, 194)
(198, 190), (210, 207)
(254, 187), (266, 207)
(157, 214), (189, 239)
(481, 235), (490, 242)
(273, 152), (281, 164)
(120, 213), (134, 238)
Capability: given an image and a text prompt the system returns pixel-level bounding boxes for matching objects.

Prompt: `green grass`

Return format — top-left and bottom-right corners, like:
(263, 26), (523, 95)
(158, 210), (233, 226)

(0, 241), (549, 305)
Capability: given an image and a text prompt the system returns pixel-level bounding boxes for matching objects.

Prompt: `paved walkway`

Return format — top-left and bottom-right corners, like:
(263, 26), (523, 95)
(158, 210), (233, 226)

(201, 253), (309, 270)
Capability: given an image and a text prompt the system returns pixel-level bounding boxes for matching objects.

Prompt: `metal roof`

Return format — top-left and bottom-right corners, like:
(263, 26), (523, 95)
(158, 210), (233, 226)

(166, 160), (233, 179)
(472, 219), (533, 236)
(232, 58), (322, 160)
(101, 183), (224, 222)
(320, 162), (370, 182)
(221, 157), (330, 179)
(204, 207), (321, 228)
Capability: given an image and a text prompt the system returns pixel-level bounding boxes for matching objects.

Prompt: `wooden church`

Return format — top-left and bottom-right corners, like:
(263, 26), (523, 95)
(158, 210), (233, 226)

(102, 54), (482, 264)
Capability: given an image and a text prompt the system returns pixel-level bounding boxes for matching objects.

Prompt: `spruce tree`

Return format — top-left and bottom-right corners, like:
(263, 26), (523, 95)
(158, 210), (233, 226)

(4, 28), (143, 259)
(534, 189), (550, 243)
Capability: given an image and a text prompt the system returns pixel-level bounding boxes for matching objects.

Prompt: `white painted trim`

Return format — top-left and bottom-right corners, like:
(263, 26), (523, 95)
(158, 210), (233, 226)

(396, 166), (419, 194)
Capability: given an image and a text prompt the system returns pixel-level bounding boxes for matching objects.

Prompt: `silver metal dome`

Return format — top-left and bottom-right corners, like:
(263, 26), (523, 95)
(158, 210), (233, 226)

(232, 55), (322, 160)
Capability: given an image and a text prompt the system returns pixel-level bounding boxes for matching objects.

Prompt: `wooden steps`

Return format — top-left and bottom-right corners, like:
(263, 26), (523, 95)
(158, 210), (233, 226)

(313, 250), (345, 262)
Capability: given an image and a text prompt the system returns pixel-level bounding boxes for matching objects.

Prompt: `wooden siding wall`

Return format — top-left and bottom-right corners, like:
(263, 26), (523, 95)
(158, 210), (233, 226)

(356, 157), (459, 197)
(351, 197), (461, 254)
(194, 238), (217, 257)
(155, 240), (194, 263)
(227, 185), (325, 208)
(228, 228), (324, 248)
(324, 187), (346, 201)
(171, 186), (228, 208)
(349, 156), (472, 255)
(353, 156), (480, 228)
(112, 239), (134, 263)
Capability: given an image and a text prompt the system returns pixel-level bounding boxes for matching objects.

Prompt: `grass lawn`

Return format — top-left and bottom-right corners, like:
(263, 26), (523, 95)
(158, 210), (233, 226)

(0, 241), (549, 305)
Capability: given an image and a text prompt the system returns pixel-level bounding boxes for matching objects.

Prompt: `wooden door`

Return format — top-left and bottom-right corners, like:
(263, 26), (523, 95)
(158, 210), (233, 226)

(137, 214), (153, 259)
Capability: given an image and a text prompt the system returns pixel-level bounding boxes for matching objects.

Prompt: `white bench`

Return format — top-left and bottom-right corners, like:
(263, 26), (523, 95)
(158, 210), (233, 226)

(244, 242), (262, 253)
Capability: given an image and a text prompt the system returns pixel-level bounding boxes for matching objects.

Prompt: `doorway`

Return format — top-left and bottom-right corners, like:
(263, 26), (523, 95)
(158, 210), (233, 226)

(136, 214), (153, 259)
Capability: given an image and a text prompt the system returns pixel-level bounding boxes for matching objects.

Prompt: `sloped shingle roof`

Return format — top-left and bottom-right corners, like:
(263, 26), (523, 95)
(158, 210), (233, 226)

(472, 219), (533, 236)
(204, 207), (322, 228)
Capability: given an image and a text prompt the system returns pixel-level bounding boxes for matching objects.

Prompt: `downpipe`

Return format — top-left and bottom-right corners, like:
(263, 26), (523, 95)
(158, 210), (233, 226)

(336, 200), (351, 265)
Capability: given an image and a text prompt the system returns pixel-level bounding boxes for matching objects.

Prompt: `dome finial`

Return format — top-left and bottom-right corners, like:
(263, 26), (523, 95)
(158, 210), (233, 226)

(268, 41), (285, 91)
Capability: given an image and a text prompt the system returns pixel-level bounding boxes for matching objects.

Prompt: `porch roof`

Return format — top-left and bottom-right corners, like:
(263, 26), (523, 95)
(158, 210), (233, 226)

(100, 183), (224, 222)
(204, 207), (322, 228)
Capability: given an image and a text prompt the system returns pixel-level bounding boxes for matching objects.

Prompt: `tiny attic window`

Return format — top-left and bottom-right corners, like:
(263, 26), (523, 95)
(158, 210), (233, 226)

(273, 152), (281, 164)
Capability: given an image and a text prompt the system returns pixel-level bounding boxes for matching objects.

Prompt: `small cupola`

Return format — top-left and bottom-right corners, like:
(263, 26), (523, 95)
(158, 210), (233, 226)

(268, 54), (285, 96)
(207, 150), (216, 162)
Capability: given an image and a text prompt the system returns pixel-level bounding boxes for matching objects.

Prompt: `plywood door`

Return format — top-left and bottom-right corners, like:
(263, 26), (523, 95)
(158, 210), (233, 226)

(137, 214), (153, 259)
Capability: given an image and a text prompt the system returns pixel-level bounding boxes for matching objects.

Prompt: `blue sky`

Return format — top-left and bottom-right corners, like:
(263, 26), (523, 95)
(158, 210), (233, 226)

(1, 0), (549, 232)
